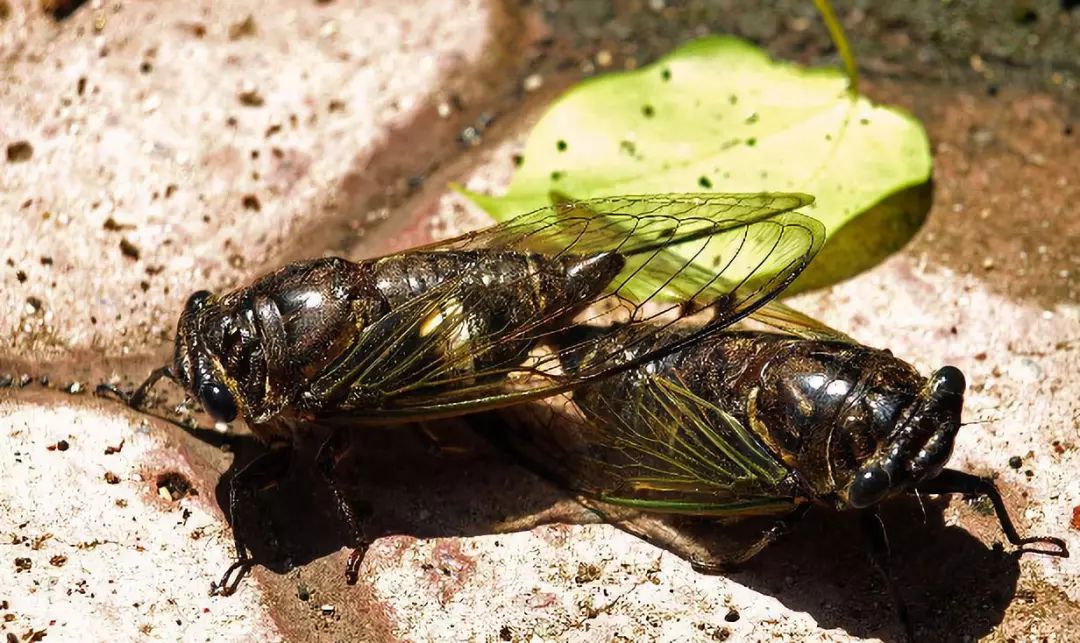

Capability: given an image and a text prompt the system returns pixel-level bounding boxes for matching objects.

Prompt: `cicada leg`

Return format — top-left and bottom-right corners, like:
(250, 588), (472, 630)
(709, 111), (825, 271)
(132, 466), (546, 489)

(860, 507), (914, 643)
(914, 468), (1068, 557)
(212, 445), (293, 596)
(576, 497), (808, 573)
(95, 365), (176, 409)
(315, 427), (370, 585)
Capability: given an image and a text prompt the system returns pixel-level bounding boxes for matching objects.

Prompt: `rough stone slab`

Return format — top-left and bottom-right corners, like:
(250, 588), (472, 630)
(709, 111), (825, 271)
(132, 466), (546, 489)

(1, 0), (518, 359)
(0, 395), (279, 641)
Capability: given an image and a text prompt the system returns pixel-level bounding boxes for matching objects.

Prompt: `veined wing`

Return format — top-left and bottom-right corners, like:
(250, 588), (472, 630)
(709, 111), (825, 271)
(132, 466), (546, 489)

(494, 369), (797, 516)
(313, 193), (825, 422)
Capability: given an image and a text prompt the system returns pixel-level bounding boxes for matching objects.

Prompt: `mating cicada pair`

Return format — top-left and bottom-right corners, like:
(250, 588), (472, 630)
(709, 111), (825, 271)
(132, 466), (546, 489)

(101, 193), (1067, 614)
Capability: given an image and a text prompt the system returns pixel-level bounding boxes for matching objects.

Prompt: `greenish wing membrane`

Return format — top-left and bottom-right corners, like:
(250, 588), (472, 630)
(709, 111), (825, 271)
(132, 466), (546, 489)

(748, 300), (855, 342)
(497, 369), (794, 515)
(581, 374), (789, 505)
(314, 193), (824, 421)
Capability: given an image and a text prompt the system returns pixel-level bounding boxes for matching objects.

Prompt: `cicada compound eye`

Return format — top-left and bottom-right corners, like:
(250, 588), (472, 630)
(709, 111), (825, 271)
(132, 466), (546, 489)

(185, 290), (213, 312)
(198, 381), (238, 423)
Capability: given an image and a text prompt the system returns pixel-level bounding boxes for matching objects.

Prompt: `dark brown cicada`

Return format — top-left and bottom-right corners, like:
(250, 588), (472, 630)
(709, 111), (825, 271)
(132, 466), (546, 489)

(99, 193), (826, 591)
(492, 305), (1068, 637)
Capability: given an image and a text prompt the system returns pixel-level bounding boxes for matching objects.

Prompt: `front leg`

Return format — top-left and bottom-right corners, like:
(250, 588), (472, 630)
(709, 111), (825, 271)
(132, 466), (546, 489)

(213, 445), (293, 596)
(914, 468), (1068, 557)
(316, 427), (370, 584)
(860, 508), (914, 643)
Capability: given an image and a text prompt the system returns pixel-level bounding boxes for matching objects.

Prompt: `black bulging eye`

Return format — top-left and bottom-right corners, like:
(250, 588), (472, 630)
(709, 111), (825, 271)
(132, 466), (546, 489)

(198, 381), (238, 423)
(185, 290), (213, 312)
(930, 366), (966, 399)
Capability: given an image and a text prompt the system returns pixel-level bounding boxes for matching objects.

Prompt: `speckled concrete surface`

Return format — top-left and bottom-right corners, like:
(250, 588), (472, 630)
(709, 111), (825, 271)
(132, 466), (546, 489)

(2, 1), (1077, 642)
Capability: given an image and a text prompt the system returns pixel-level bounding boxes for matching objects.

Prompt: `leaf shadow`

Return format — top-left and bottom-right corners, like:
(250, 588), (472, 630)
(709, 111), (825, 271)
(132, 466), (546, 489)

(787, 180), (935, 295)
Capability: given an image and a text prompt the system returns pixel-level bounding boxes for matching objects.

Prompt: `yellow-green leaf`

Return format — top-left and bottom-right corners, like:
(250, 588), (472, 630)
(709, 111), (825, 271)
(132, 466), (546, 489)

(463, 35), (932, 291)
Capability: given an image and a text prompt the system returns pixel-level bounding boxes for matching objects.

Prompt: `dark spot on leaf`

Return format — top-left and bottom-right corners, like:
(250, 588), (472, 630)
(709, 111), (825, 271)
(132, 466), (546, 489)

(698, 176), (712, 189)
(859, 118), (870, 125)
(556, 139), (567, 152)
(746, 137), (757, 147)
(511, 154), (524, 167)
(744, 113), (759, 125)
(550, 171), (563, 181)
(642, 104), (655, 118)
(660, 68), (671, 81)
(728, 95), (738, 105)
(986, 84), (999, 98)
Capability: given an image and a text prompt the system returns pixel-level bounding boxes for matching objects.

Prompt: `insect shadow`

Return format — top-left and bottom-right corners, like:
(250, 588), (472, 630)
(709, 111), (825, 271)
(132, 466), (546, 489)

(211, 420), (1020, 643)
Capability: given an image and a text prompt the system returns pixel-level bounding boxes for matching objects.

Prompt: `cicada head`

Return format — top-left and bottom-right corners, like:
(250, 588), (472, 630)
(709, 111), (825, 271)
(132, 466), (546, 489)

(172, 290), (243, 424)
(844, 366), (966, 508)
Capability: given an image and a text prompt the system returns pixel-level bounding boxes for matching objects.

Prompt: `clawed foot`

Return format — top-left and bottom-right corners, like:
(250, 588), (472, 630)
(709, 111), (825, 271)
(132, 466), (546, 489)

(211, 557), (254, 597)
(345, 541), (371, 584)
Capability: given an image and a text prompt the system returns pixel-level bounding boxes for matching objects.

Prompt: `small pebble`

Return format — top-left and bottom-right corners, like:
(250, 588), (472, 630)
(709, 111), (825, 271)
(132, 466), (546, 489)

(1008, 456), (1022, 469)
(320, 604), (335, 616)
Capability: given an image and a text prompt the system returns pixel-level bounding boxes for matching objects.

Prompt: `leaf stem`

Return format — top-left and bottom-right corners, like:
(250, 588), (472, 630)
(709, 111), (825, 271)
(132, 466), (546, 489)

(812, 0), (859, 93)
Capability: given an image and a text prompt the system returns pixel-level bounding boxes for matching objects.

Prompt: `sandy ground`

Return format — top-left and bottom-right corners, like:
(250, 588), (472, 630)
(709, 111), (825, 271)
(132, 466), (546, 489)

(1, 1), (1077, 641)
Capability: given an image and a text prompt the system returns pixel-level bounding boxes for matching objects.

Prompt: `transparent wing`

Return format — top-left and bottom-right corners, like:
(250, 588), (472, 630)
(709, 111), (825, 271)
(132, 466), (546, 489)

(311, 193), (825, 421)
(491, 368), (796, 516)
(749, 300), (855, 343)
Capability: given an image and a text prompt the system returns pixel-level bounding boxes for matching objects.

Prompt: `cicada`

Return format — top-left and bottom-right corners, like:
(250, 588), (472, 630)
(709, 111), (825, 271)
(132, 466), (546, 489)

(98, 193), (825, 591)
(491, 307), (1068, 637)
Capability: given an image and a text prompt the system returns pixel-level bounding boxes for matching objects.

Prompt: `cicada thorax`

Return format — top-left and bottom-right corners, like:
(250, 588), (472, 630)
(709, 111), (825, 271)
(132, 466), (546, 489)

(365, 249), (624, 384)
(177, 250), (625, 431)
